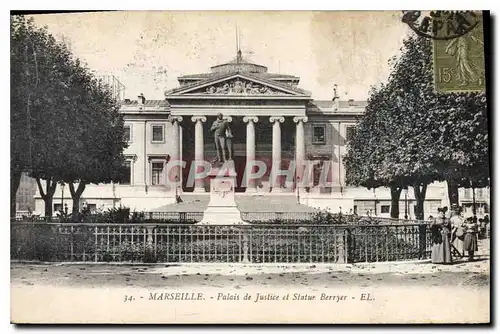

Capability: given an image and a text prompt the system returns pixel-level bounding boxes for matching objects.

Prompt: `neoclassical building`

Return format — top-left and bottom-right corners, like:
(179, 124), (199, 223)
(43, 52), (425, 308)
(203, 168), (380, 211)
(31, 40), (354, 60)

(33, 51), (490, 218)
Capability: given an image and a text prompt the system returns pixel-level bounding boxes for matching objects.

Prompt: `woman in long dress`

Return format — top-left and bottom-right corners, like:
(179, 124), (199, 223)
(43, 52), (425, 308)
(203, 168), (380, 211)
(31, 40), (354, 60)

(431, 207), (453, 264)
(450, 208), (464, 258)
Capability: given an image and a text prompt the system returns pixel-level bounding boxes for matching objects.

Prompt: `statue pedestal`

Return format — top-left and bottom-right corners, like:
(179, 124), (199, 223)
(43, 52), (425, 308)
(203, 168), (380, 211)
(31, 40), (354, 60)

(197, 161), (248, 225)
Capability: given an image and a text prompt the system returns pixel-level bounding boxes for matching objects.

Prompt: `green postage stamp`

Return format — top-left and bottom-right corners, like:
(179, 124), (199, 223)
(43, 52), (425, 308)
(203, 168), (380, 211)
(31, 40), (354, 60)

(432, 11), (486, 93)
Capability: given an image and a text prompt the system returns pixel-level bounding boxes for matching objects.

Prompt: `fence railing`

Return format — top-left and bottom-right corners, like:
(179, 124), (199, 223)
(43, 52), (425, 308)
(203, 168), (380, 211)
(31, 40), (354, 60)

(11, 222), (432, 264)
(11, 212), (431, 225)
(241, 211), (317, 222)
(144, 212), (204, 221)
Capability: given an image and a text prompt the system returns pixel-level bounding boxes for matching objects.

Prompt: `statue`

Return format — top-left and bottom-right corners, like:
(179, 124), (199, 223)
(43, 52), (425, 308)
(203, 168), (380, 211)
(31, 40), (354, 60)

(210, 113), (234, 164)
(232, 79), (244, 94)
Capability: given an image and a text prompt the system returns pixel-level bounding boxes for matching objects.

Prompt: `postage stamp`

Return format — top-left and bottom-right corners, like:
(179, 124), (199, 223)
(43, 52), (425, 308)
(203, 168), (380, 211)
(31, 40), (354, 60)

(432, 11), (486, 93)
(402, 10), (486, 93)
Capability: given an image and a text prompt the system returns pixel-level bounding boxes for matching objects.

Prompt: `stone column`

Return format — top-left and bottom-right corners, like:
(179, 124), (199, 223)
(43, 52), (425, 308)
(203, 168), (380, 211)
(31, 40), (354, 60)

(269, 116), (285, 193)
(332, 121), (342, 193)
(168, 116), (183, 190)
(339, 123), (347, 187)
(293, 116), (308, 189)
(191, 116), (207, 192)
(218, 116), (233, 162)
(243, 116), (259, 193)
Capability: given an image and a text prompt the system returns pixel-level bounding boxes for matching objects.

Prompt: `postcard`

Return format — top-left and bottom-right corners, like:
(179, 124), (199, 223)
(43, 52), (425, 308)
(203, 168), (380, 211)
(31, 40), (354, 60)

(10, 10), (490, 324)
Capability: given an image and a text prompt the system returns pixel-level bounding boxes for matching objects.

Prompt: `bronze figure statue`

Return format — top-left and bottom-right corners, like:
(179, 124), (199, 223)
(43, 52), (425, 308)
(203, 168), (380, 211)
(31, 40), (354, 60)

(210, 113), (234, 164)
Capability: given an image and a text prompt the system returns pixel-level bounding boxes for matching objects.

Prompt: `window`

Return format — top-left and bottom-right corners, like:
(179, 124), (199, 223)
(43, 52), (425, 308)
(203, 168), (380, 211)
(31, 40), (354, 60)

(353, 205), (358, 215)
(123, 125), (131, 143)
(381, 205), (390, 214)
(476, 188), (483, 197)
(312, 125), (326, 145)
(464, 188), (471, 198)
(151, 162), (164, 185)
(152, 125), (164, 142)
(346, 126), (356, 142)
(121, 161), (131, 185)
(54, 203), (63, 213)
(87, 204), (97, 213)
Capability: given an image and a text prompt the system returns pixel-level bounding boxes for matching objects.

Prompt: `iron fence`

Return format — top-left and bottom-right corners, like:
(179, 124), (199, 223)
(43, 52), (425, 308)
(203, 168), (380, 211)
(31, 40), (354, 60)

(240, 211), (317, 222)
(11, 211), (430, 225)
(144, 212), (204, 222)
(11, 222), (432, 264)
(11, 216), (50, 223)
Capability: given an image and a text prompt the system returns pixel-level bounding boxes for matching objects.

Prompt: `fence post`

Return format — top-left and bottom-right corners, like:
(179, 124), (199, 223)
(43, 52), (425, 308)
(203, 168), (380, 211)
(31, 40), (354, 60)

(418, 223), (427, 259)
(146, 225), (155, 262)
(336, 228), (346, 264)
(346, 227), (354, 263)
(94, 226), (98, 262)
(31, 224), (36, 261)
(240, 226), (250, 263)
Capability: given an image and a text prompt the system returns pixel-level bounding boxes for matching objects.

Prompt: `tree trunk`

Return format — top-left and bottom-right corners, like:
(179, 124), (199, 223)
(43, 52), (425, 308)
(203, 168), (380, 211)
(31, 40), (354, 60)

(69, 182), (87, 214)
(390, 185), (402, 219)
(413, 183), (428, 221)
(44, 197), (53, 219)
(472, 187), (476, 216)
(11, 168), (22, 218)
(36, 178), (58, 218)
(447, 178), (459, 209)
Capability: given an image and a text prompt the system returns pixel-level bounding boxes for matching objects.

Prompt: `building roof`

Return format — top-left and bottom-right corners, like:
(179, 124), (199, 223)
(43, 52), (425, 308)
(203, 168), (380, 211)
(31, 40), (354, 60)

(175, 49), (302, 92)
(119, 99), (170, 107)
(209, 50), (268, 72)
(307, 100), (367, 115)
(165, 71), (311, 97)
(178, 72), (299, 81)
(311, 100), (368, 108)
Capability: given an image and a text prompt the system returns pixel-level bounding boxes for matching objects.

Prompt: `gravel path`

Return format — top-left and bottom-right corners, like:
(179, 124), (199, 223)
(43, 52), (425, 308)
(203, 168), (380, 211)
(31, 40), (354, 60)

(11, 255), (489, 289)
(10, 240), (490, 324)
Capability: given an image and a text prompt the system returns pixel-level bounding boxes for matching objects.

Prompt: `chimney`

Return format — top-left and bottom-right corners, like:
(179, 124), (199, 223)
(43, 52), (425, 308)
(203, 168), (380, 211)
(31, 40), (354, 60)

(137, 93), (146, 105)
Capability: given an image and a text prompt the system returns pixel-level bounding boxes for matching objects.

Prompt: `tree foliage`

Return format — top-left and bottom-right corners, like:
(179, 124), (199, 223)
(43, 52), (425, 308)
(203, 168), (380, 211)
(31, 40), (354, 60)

(345, 33), (489, 219)
(11, 15), (128, 217)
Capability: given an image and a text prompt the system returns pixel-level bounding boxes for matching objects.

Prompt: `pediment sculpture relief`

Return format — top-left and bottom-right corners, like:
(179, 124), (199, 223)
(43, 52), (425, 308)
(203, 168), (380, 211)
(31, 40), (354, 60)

(200, 78), (286, 95)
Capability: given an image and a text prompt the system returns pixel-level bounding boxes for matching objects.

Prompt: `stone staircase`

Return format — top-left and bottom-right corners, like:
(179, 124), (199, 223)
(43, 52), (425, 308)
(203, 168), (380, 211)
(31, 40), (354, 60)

(152, 193), (318, 213)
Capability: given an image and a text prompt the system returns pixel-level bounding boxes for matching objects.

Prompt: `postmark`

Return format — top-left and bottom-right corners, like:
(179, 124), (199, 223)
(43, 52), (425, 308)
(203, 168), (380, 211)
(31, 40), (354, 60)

(402, 11), (481, 41)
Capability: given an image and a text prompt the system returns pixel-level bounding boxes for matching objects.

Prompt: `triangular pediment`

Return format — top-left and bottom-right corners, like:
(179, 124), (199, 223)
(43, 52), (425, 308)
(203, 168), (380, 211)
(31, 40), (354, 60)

(165, 73), (309, 97)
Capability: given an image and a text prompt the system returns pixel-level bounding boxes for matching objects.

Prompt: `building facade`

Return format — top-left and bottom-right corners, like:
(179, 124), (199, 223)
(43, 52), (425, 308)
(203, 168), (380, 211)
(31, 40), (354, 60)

(33, 52), (490, 218)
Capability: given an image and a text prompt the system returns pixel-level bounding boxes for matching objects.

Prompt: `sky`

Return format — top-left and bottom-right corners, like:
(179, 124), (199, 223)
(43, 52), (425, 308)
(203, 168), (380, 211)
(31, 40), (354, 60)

(30, 11), (413, 101)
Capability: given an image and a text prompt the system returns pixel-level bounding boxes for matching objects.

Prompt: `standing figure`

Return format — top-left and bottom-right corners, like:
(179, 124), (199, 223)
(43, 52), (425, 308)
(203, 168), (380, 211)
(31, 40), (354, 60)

(445, 34), (484, 86)
(463, 216), (479, 261)
(450, 207), (465, 258)
(210, 113), (233, 163)
(431, 207), (453, 264)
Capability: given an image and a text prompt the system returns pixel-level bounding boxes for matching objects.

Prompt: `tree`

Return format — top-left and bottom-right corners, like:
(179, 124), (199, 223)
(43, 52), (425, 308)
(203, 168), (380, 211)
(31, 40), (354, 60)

(61, 69), (128, 214)
(11, 16), (128, 217)
(346, 32), (489, 220)
(345, 35), (443, 220)
(344, 84), (407, 218)
(11, 16), (77, 217)
(345, 35), (438, 220)
(432, 92), (489, 207)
